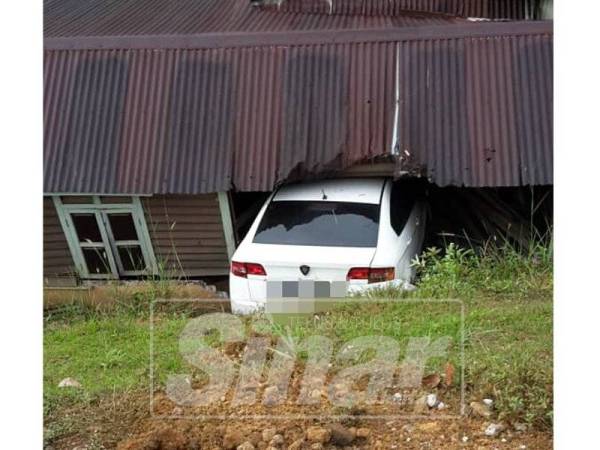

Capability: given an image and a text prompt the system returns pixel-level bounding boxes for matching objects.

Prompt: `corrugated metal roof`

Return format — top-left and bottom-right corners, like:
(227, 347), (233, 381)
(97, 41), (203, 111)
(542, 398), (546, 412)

(393, 31), (553, 186)
(43, 42), (396, 193)
(268, 0), (543, 20)
(44, 21), (552, 193)
(44, 0), (463, 38)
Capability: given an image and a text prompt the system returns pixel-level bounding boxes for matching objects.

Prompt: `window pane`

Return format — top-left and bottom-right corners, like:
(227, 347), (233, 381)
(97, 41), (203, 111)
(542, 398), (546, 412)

(108, 214), (139, 241)
(82, 248), (111, 274)
(390, 183), (415, 236)
(253, 201), (380, 247)
(72, 214), (103, 242)
(117, 246), (146, 272)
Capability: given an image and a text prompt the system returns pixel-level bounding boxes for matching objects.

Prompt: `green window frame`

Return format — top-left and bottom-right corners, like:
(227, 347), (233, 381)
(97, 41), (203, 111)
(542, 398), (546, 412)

(53, 196), (157, 279)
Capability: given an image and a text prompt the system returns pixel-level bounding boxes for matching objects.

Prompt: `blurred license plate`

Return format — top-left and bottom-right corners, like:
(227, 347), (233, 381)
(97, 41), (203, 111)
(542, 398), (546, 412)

(266, 280), (347, 299)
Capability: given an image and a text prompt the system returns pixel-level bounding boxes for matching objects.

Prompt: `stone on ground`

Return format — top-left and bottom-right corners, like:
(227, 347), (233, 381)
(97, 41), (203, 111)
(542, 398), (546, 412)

(287, 438), (304, 450)
(262, 428), (277, 442)
(237, 442), (255, 450)
(484, 423), (506, 437)
(58, 377), (81, 388)
(223, 428), (245, 449)
(356, 427), (371, 438)
(329, 423), (354, 445)
(269, 434), (284, 447)
(469, 401), (492, 418)
(426, 393), (438, 408)
(306, 426), (331, 443)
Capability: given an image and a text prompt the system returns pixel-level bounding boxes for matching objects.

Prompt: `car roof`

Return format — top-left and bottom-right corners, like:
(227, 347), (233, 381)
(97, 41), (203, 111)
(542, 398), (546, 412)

(273, 178), (387, 204)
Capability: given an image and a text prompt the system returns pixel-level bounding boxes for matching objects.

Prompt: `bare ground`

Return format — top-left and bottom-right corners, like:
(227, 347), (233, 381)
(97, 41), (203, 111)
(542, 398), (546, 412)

(46, 388), (552, 450)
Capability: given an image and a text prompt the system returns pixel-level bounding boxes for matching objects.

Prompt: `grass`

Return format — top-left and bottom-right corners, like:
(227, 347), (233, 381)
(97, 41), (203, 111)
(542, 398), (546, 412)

(44, 236), (553, 445)
(398, 237), (553, 428)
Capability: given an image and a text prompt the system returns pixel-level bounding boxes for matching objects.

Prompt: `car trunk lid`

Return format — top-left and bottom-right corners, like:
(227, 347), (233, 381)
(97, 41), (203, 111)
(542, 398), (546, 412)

(242, 243), (376, 281)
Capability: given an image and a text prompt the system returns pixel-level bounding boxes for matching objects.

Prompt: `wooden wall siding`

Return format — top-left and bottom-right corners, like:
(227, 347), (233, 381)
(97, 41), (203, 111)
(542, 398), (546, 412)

(142, 194), (230, 277)
(43, 197), (75, 280)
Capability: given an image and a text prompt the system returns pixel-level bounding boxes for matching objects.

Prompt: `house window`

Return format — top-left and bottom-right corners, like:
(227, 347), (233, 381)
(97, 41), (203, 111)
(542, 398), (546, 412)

(53, 196), (157, 279)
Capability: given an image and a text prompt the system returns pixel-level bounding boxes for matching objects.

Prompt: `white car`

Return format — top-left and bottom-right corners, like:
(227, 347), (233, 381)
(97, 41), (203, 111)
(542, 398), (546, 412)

(229, 178), (426, 314)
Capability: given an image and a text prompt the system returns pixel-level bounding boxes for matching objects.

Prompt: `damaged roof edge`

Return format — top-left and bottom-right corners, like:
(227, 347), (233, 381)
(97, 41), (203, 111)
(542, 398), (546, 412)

(44, 20), (552, 51)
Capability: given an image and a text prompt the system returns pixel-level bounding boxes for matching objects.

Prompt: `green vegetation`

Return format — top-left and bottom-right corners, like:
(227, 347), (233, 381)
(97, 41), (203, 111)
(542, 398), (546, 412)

(402, 238), (552, 428)
(44, 237), (552, 446)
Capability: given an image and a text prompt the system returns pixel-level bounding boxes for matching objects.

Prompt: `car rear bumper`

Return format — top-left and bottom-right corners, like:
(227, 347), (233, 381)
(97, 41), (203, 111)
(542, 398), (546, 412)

(229, 276), (415, 315)
(230, 297), (266, 315)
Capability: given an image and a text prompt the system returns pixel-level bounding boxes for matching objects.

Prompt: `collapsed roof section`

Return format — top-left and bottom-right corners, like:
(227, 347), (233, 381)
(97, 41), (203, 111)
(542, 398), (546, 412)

(43, 0), (553, 194)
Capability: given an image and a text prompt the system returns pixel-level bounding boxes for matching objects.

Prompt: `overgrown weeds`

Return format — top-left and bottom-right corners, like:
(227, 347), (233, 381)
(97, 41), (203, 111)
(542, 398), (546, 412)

(401, 231), (551, 301)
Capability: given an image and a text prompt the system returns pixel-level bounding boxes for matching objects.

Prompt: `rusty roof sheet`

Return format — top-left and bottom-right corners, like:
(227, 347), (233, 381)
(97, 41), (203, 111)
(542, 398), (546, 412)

(265, 0), (543, 20)
(393, 31), (553, 186)
(44, 20), (552, 193)
(44, 0), (464, 38)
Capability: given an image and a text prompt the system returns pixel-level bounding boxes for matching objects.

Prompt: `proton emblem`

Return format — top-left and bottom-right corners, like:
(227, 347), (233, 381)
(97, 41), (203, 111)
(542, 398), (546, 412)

(299, 265), (310, 276)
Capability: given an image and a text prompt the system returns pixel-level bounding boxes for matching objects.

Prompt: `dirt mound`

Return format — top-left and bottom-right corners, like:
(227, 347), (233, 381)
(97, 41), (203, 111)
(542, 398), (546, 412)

(116, 416), (552, 450)
(47, 388), (552, 449)
(113, 391), (552, 450)
(118, 427), (190, 450)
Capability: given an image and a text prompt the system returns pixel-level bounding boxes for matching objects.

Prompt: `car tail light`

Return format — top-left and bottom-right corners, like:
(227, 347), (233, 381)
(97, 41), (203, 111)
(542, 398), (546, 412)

(246, 263), (267, 276)
(347, 267), (395, 283)
(231, 261), (247, 277)
(346, 267), (370, 280)
(368, 267), (395, 283)
(231, 261), (267, 278)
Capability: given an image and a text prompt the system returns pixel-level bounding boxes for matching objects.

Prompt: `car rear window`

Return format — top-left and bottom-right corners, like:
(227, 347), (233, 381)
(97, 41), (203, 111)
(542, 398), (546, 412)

(253, 201), (380, 247)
